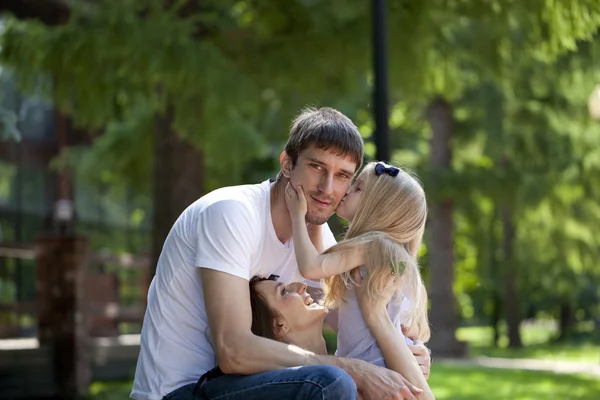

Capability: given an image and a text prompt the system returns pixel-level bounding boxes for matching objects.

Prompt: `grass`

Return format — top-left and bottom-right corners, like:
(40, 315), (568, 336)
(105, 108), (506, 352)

(87, 381), (131, 400)
(456, 321), (600, 363)
(88, 364), (600, 400)
(429, 362), (600, 400)
(86, 320), (600, 399)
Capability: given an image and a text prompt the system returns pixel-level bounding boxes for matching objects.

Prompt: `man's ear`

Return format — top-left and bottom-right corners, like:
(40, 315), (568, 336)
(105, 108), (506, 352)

(280, 151), (293, 179)
(273, 316), (290, 338)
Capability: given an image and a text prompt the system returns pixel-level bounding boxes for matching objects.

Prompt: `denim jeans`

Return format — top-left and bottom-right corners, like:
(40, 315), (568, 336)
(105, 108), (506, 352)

(163, 365), (358, 400)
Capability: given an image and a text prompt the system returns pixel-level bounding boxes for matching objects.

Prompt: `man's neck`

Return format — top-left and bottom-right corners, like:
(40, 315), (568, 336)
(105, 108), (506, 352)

(284, 322), (328, 355)
(270, 179), (293, 244)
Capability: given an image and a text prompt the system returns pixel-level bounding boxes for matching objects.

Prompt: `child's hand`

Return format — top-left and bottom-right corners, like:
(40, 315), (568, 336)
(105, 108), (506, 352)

(401, 325), (432, 380)
(285, 182), (308, 219)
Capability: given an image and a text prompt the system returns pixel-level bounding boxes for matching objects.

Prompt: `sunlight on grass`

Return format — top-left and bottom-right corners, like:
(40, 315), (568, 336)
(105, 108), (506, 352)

(456, 322), (600, 363)
(430, 362), (600, 400)
(456, 323), (556, 347)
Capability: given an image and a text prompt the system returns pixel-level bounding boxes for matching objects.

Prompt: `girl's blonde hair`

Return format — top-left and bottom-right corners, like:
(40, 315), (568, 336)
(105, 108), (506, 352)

(323, 162), (431, 342)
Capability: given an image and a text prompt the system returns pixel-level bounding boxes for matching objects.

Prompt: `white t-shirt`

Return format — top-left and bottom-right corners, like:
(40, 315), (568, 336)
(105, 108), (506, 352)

(131, 180), (337, 400)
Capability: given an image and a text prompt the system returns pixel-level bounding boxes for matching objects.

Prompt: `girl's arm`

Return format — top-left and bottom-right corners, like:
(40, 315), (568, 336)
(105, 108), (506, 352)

(306, 222), (324, 254)
(356, 275), (435, 400)
(285, 183), (364, 280)
(363, 309), (435, 400)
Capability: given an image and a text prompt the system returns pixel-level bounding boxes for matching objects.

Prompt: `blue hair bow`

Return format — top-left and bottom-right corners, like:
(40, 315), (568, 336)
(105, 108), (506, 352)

(374, 163), (400, 177)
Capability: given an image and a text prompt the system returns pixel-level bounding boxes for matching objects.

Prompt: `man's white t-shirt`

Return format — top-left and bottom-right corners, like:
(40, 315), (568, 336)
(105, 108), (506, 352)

(131, 180), (337, 400)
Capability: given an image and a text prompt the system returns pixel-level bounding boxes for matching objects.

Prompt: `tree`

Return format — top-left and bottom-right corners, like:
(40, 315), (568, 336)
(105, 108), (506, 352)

(0, 0), (375, 271)
(441, 31), (600, 348)
(382, 1), (600, 355)
(2, 2), (600, 351)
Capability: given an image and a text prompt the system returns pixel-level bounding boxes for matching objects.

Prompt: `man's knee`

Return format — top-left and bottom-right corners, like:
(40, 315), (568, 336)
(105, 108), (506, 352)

(305, 365), (357, 399)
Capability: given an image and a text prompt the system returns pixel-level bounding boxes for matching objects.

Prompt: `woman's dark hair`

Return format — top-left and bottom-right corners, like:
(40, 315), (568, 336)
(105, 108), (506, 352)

(249, 276), (281, 340)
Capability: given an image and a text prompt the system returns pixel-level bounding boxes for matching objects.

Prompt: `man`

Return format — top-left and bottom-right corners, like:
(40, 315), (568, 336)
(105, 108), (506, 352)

(131, 107), (431, 400)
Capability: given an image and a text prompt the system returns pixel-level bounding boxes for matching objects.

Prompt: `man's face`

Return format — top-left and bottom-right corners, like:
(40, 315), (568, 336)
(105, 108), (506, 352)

(284, 145), (357, 225)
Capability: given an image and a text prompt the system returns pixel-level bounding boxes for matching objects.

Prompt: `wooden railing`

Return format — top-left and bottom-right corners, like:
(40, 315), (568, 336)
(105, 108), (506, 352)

(0, 242), (149, 339)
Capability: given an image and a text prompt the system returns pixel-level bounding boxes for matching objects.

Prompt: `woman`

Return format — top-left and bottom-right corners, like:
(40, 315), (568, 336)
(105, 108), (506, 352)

(248, 273), (435, 400)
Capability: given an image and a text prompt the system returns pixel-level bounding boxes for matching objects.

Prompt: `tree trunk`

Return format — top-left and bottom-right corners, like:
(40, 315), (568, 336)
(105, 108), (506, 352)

(426, 97), (465, 357)
(500, 204), (522, 348)
(488, 205), (502, 347)
(151, 102), (204, 276)
(491, 292), (502, 347)
(558, 301), (574, 341)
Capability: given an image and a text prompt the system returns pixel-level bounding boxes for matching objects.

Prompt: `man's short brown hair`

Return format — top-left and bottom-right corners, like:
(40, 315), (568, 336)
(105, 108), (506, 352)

(285, 107), (364, 171)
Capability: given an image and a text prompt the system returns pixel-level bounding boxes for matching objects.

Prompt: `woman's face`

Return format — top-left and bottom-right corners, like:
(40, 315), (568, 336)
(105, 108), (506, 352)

(336, 173), (365, 222)
(254, 280), (327, 336)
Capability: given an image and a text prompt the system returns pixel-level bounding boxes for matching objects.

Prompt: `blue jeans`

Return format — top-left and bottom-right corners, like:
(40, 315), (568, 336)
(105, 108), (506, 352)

(163, 365), (357, 400)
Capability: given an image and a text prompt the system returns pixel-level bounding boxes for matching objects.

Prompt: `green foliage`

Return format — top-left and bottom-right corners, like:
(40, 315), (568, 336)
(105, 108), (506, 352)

(1, 0), (600, 330)
(2, 0), (600, 188)
(382, 17), (600, 325)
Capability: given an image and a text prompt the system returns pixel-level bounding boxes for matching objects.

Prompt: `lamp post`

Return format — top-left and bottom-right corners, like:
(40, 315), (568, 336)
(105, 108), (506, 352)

(53, 198), (74, 235)
(372, 0), (390, 162)
(36, 195), (89, 397)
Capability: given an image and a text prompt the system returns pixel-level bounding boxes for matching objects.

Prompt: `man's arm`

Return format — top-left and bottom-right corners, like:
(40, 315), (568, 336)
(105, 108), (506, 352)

(202, 267), (320, 373)
(201, 268), (422, 400)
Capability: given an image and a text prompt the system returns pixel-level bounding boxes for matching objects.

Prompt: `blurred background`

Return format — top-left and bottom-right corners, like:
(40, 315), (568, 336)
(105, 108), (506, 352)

(0, 1), (599, 399)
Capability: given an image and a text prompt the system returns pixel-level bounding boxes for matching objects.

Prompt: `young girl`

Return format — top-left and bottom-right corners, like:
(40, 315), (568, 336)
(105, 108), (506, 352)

(285, 161), (433, 398)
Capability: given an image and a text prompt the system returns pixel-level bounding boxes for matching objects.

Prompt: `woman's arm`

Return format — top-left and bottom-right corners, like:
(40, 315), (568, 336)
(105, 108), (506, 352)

(285, 183), (364, 280)
(355, 274), (435, 400)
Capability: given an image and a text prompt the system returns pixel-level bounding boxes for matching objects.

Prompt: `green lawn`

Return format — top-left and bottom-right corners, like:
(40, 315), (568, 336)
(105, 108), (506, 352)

(456, 322), (600, 363)
(430, 362), (600, 400)
(87, 321), (600, 399)
(88, 364), (600, 400)
(87, 380), (131, 400)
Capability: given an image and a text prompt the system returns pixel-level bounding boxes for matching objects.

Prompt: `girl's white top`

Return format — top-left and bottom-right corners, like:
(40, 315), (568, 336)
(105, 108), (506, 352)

(335, 286), (414, 366)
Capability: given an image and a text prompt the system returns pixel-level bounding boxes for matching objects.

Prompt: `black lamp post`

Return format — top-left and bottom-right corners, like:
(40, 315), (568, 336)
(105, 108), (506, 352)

(372, 0), (390, 162)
